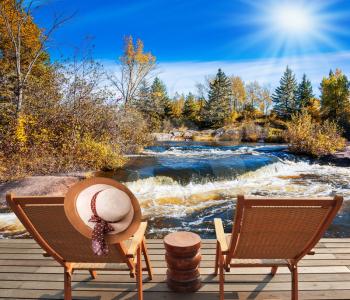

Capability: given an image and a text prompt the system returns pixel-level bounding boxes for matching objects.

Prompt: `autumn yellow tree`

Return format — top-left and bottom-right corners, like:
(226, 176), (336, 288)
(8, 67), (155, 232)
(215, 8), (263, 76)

(0, 0), (69, 116)
(230, 76), (246, 112)
(108, 36), (156, 107)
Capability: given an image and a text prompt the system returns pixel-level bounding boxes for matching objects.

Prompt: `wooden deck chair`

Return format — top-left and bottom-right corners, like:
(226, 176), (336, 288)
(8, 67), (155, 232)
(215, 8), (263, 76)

(214, 195), (343, 300)
(6, 194), (153, 300)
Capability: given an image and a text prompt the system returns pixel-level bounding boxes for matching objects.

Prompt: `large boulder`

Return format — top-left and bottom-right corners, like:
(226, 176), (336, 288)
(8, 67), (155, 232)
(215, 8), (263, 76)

(152, 133), (173, 141)
(217, 128), (241, 141)
(183, 130), (195, 139)
(0, 175), (82, 205)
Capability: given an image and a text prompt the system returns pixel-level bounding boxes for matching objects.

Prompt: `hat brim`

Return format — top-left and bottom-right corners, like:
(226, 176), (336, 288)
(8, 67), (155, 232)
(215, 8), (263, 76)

(64, 177), (141, 243)
(75, 184), (134, 234)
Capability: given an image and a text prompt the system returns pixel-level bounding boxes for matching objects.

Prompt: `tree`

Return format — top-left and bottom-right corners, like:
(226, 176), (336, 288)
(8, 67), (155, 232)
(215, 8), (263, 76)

(259, 86), (272, 116)
(230, 76), (246, 112)
(183, 92), (200, 124)
(320, 69), (350, 137)
(0, 0), (69, 117)
(170, 93), (185, 120)
(195, 83), (207, 123)
(296, 74), (314, 110)
(205, 68), (231, 128)
(133, 80), (159, 131)
(272, 66), (298, 119)
(320, 69), (350, 121)
(108, 36), (156, 107)
(246, 81), (261, 109)
(150, 77), (171, 119)
(305, 98), (321, 121)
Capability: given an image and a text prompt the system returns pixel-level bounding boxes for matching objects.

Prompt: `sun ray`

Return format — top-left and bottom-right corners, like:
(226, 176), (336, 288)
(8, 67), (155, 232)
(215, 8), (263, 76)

(233, 0), (350, 58)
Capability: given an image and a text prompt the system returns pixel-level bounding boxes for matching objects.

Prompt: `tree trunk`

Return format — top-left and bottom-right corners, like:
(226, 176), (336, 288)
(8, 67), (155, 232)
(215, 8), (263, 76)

(16, 85), (23, 117)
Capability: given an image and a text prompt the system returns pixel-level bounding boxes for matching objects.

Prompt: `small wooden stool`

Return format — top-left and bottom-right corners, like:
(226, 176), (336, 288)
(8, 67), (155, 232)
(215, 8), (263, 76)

(164, 231), (201, 292)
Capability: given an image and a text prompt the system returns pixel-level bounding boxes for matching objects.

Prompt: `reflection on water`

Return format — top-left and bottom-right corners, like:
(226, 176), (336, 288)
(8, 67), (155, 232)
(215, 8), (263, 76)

(1, 141), (350, 238)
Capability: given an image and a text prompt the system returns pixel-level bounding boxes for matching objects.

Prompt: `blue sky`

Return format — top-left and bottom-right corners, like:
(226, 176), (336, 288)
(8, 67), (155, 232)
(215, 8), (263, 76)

(33, 0), (350, 95)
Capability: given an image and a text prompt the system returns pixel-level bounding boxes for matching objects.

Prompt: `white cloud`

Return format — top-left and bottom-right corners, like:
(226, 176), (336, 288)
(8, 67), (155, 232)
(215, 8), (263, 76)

(102, 51), (350, 97)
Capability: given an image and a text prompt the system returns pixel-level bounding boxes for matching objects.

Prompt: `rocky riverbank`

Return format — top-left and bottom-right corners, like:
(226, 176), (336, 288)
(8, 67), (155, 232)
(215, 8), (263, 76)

(319, 143), (350, 167)
(0, 174), (85, 210)
(152, 125), (284, 143)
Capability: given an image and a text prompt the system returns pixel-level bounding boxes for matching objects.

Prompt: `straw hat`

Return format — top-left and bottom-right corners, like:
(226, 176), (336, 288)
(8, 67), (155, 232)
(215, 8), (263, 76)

(64, 177), (141, 244)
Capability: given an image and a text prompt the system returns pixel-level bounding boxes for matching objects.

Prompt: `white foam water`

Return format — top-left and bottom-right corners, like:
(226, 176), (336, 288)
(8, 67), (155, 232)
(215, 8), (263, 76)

(125, 159), (350, 218)
(143, 145), (269, 157)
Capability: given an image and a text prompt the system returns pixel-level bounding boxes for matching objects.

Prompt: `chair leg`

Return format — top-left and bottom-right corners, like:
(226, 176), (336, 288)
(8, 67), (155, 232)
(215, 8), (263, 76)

(137, 245), (143, 300)
(291, 265), (298, 300)
(214, 241), (219, 276)
(142, 237), (153, 280)
(64, 267), (72, 300)
(270, 266), (278, 276)
(89, 269), (97, 279)
(219, 246), (225, 300)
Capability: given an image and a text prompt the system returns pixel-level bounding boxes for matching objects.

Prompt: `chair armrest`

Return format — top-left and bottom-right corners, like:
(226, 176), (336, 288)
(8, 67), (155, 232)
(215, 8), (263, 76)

(127, 222), (147, 257)
(214, 218), (228, 253)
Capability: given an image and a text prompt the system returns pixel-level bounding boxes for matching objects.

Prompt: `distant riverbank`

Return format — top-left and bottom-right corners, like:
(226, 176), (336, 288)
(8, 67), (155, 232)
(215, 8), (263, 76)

(152, 125), (284, 143)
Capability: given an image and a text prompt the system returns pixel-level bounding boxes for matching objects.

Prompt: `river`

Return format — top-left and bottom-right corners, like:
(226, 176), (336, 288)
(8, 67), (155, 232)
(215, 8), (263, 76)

(119, 141), (350, 238)
(1, 141), (350, 238)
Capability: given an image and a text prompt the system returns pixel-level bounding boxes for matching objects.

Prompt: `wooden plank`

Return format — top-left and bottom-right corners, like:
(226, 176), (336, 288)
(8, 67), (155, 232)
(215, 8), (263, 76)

(313, 248), (350, 254)
(320, 238), (350, 243)
(0, 238), (348, 244)
(1, 258), (350, 268)
(324, 243), (350, 248)
(1, 272), (350, 283)
(0, 248), (350, 260)
(0, 265), (349, 275)
(0, 289), (350, 300)
(335, 254), (350, 259)
(1, 279), (350, 292)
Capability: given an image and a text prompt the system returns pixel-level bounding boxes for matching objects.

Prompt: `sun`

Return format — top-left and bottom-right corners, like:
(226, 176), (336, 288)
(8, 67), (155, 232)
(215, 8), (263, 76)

(270, 3), (315, 36)
(237, 0), (346, 57)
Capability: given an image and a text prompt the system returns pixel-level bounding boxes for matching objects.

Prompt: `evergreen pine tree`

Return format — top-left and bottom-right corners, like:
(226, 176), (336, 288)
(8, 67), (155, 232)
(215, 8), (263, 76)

(272, 66), (298, 119)
(150, 77), (172, 119)
(205, 69), (231, 128)
(135, 80), (162, 130)
(183, 92), (199, 123)
(132, 80), (150, 110)
(296, 74), (314, 110)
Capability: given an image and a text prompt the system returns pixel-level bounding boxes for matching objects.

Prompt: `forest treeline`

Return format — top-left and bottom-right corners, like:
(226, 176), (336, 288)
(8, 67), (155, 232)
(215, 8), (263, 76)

(132, 65), (350, 136)
(0, 1), (348, 180)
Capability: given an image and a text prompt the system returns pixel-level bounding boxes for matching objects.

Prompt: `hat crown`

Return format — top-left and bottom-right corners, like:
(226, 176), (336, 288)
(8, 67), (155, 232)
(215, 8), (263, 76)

(95, 188), (132, 223)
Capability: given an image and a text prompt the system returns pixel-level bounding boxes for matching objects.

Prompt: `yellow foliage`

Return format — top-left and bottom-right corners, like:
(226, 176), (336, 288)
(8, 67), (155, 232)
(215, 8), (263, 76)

(123, 36), (156, 65)
(15, 115), (28, 144)
(0, 0), (44, 69)
(286, 111), (346, 157)
(75, 136), (126, 170)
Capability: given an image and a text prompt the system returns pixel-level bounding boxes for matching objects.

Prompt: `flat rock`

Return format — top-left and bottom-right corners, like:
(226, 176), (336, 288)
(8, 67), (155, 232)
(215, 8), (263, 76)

(0, 175), (84, 207)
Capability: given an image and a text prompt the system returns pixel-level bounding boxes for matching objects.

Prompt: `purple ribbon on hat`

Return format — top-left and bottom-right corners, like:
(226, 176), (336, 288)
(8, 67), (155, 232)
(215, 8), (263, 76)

(89, 190), (114, 256)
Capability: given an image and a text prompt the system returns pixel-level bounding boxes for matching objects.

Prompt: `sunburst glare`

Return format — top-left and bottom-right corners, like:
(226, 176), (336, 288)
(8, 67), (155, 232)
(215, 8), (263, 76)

(270, 3), (314, 36)
(238, 0), (349, 58)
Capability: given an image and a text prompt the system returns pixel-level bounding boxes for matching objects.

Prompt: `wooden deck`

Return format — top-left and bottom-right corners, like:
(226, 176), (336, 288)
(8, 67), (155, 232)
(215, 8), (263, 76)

(0, 238), (349, 299)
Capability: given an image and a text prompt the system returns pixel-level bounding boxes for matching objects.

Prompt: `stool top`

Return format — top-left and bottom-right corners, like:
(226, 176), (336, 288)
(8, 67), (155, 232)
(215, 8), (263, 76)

(164, 231), (201, 249)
